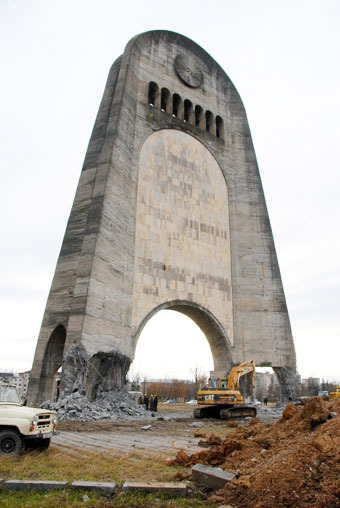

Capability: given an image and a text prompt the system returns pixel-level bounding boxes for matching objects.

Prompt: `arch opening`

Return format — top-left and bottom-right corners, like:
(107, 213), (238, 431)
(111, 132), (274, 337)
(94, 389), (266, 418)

(148, 81), (159, 107)
(206, 110), (215, 134)
(161, 87), (171, 112)
(39, 325), (66, 402)
(216, 115), (224, 140)
(195, 105), (204, 128)
(184, 99), (193, 123)
(131, 302), (233, 386)
(172, 93), (182, 118)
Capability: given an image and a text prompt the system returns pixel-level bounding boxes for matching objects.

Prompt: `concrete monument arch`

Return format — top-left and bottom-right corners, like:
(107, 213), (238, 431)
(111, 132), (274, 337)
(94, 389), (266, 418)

(27, 30), (296, 405)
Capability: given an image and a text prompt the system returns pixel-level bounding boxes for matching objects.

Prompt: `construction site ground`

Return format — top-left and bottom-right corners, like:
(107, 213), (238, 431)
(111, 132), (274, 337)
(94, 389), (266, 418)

(52, 403), (282, 458)
(48, 399), (340, 507)
(4, 400), (340, 508)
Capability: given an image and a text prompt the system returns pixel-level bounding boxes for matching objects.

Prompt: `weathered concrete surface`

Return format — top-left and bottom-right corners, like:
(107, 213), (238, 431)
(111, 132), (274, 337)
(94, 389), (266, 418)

(27, 30), (296, 406)
(274, 366), (298, 401)
(122, 482), (187, 496)
(72, 481), (115, 493)
(4, 480), (67, 491)
(192, 463), (235, 489)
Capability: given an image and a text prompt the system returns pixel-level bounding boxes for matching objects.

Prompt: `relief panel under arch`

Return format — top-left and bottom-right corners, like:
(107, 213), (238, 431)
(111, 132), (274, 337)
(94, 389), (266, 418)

(132, 129), (234, 351)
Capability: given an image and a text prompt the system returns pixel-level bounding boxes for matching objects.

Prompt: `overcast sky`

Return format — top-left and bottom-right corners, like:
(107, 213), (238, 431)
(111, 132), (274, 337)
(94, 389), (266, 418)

(1, 0), (339, 382)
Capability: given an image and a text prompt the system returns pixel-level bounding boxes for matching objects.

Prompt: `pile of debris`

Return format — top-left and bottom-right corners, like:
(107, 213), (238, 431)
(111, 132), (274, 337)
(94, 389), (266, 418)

(172, 397), (340, 508)
(40, 391), (153, 421)
(254, 404), (284, 423)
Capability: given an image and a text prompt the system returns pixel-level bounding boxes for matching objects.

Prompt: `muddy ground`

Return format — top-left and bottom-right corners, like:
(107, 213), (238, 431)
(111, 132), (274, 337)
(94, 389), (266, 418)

(54, 403), (238, 456)
(171, 397), (340, 508)
(53, 403), (283, 458)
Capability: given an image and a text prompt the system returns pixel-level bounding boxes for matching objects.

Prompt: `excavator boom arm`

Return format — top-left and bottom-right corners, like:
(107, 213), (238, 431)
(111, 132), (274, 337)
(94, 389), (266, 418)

(226, 360), (256, 391)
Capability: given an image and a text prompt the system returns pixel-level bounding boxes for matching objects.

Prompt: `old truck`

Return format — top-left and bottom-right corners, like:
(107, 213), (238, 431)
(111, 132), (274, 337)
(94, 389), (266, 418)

(0, 383), (58, 455)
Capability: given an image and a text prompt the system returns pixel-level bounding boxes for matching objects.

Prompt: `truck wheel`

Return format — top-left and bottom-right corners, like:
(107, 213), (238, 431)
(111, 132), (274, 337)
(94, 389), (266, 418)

(38, 438), (50, 452)
(0, 430), (23, 455)
(26, 438), (51, 452)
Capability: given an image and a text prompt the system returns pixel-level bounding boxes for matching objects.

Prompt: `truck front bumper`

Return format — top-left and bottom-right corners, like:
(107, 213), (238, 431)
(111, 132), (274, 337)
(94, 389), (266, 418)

(25, 430), (59, 440)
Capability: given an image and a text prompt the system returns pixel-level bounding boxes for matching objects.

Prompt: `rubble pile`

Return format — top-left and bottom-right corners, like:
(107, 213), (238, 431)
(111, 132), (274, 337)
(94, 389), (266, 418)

(172, 397), (340, 508)
(255, 404), (284, 423)
(40, 391), (152, 421)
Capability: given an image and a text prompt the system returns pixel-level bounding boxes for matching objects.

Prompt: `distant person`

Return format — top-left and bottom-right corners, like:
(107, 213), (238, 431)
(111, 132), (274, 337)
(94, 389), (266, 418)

(150, 394), (154, 411)
(143, 394), (149, 410)
(263, 397), (268, 406)
(154, 394), (158, 412)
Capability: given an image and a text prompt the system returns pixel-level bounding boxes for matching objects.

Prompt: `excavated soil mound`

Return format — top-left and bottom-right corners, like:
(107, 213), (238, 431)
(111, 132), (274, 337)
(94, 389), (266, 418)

(172, 397), (340, 508)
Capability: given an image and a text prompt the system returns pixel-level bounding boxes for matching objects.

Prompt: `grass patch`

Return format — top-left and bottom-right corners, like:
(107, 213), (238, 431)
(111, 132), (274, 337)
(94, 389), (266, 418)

(0, 447), (181, 483)
(0, 449), (211, 507)
(0, 489), (217, 508)
(0, 413), (234, 507)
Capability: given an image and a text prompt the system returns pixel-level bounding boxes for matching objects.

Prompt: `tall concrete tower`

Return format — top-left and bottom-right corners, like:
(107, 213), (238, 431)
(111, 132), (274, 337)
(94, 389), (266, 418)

(27, 30), (296, 405)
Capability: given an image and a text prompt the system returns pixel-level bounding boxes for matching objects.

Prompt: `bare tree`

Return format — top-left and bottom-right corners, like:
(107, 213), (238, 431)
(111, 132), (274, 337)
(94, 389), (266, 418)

(127, 368), (142, 392)
(141, 372), (149, 395)
(190, 364), (208, 399)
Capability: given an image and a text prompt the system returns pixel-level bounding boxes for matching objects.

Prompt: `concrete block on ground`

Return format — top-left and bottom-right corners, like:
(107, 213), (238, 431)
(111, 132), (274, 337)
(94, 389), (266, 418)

(192, 463), (235, 489)
(4, 480), (67, 491)
(72, 480), (116, 493)
(122, 481), (187, 496)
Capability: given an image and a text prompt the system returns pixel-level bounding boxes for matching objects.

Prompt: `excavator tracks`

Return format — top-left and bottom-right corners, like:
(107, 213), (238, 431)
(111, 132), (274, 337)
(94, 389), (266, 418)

(220, 406), (257, 420)
(193, 406), (220, 419)
(194, 405), (257, 420)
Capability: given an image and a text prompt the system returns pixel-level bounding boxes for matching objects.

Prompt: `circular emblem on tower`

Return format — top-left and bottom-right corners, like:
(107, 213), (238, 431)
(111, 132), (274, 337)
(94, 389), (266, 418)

(174, 54), (203, 88)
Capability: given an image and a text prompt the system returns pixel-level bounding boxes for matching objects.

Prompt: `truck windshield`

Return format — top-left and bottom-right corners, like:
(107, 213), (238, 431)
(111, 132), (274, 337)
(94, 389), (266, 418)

(0, 385), (21, 404)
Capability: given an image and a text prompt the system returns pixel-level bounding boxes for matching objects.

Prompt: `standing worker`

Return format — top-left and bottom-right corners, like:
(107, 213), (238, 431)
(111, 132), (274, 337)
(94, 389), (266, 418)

(149, 394), (154, 411)
(154, 394), (158, 412)
(143, 393), (149, 410)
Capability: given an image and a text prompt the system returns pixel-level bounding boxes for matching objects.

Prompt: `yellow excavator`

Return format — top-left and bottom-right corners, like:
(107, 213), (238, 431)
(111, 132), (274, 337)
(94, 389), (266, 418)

(329, 386), (340, 399)
(194, 360), (257, 420)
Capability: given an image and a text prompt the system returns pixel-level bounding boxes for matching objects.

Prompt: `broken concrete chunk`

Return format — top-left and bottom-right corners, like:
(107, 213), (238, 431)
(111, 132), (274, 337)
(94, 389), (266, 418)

(140, 425), (152, 431)
(4, 480), (67, 491)
(122, 481), (187, 497)
(188, 422), (204, 428)
(192, 463), (235, 490)
(72, 481), (116, 493)
(40, 389), (155, 421)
